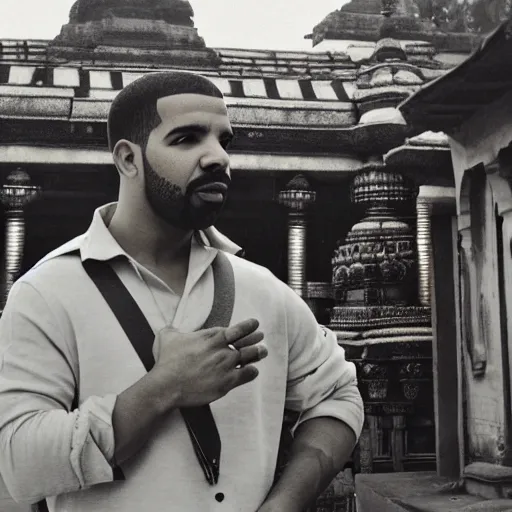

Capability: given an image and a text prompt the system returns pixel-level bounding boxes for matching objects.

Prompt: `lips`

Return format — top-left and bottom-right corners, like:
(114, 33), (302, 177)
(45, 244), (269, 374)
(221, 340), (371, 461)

(194, 182), (228, 193)
(192, 182), (228, 203)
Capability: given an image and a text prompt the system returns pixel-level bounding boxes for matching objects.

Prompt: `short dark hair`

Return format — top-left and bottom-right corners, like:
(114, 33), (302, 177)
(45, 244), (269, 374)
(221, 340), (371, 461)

(107, 71), (224, 152)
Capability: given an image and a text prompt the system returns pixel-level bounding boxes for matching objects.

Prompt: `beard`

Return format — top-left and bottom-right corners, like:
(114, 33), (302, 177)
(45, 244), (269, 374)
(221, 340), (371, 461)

(142, 153), (230, 231)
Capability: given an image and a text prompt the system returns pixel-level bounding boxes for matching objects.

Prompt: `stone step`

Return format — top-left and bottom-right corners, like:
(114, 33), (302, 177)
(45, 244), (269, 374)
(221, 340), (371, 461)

(356, 471), (512, 512)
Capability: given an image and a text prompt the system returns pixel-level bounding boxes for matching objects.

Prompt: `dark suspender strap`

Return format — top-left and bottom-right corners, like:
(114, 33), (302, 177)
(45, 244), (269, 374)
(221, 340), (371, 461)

(83, 258), (156, 373)
(179, 251), (235, 483)
(81, 251), (235, 486)
(202, 251), (236, 329)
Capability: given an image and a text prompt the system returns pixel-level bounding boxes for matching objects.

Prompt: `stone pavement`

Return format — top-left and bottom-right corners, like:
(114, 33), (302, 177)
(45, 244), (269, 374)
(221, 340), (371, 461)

(356, 472), (512, 512)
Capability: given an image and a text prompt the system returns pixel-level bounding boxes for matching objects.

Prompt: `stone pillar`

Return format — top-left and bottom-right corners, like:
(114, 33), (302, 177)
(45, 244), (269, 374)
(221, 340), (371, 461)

(278, 175), (316, 297)
(0, 168), (41, 307)
(287, 212), (307, 296)
(416, 197), (433, 307)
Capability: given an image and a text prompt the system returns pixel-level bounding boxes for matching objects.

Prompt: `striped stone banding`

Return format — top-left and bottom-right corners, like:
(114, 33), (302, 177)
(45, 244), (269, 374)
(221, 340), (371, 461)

(0, 64), (354, 102)
(338, 335), (433, 346)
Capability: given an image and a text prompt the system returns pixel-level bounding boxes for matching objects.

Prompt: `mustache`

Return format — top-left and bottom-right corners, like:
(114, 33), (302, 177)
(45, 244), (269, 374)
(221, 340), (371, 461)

(186, 172), (231, 195)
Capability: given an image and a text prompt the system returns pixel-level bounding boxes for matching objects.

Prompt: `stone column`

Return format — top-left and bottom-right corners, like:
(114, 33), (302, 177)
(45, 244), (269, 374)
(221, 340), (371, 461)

(0, 168), (41, 308)
(417, 196), (433, 307)
(278, 175), (316, 297)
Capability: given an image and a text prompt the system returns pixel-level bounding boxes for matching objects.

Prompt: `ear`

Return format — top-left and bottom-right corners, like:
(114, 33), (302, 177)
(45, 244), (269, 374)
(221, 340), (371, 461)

(113, 139), (143, 179)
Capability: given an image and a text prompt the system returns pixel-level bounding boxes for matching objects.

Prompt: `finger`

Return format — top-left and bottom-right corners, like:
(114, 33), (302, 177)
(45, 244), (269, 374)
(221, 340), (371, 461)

(232, 365), (259, 388)
(215, 318), (259, 346)
(232, 330), (264, 349)
(238, 343), (268, 367)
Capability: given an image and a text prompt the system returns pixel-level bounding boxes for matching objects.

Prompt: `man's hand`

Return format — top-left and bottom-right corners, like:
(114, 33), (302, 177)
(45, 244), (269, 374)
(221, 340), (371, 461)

(113, 319), (267, 464)
(150, 318), (267, 410)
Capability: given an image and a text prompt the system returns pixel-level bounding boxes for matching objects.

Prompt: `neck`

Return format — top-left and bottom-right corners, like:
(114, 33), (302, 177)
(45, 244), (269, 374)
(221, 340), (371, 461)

(108, 200), (193, 267)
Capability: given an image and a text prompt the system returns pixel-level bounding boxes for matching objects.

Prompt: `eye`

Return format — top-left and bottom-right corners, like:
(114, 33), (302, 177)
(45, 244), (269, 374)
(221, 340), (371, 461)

(171, 134), (198, 146)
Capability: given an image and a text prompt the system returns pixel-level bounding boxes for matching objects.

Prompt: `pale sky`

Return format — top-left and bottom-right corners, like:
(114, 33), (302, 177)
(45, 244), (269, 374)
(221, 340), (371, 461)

(0, 0), (349, 51)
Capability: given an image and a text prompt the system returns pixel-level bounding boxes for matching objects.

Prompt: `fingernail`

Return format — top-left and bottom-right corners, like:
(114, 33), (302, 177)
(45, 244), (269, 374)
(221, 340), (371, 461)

(259, 345), (268, 358)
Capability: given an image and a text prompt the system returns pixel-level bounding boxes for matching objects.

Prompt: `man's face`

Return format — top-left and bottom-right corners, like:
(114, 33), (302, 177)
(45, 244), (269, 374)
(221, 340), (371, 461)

(142, 93), (233, 231)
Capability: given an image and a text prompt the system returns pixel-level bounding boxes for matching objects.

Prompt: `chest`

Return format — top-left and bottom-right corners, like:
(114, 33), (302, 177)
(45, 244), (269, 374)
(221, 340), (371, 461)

(61, 257), (289, 399)
(143, 261), (188, 296)
(70, 294), (288, 399)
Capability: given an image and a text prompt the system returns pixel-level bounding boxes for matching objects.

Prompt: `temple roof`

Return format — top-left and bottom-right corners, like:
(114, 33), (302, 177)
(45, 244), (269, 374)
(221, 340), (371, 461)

(0, 37), (456, 173)
(400, 19), (512, 135)
(383, 131), (453, 185)
(0, 39), (436, 126)
(305, 0), (481, 53)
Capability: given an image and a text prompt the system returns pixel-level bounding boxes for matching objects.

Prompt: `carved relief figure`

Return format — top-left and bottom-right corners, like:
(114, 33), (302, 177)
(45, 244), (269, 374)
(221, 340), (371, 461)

(459, 168), (491, 378)
(459, 242), (487, 377)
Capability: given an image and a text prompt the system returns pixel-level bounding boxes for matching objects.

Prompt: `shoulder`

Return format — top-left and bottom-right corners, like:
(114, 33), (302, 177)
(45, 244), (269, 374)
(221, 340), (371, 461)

(17, 235), (86, 293)
(223, 252), (302, 307)
(224, 252), (281, 286)
(32, 234), (85, 270)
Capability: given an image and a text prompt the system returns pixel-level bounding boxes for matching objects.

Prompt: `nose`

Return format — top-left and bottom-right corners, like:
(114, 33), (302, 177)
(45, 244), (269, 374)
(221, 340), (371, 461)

(199, 139), (230, 176)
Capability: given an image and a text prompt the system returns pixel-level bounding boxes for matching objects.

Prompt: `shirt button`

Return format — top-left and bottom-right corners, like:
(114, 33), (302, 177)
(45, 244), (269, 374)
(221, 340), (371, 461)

(215, 493), (225, 502)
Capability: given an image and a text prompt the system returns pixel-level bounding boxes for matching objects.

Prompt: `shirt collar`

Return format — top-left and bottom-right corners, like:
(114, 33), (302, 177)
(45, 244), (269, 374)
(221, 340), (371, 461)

(79, 202), (125, 262)
(35, 202), (243, 269)
(79, 202), (243, 262)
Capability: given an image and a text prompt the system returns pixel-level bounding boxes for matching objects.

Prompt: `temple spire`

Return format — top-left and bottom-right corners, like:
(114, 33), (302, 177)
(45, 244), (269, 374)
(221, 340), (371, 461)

(68, 0), (195, 26)
(48, 0), (219, 67)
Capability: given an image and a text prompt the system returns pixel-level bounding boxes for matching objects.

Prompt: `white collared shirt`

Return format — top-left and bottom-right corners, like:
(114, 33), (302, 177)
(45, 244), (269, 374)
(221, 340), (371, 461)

(0, 203), (363, 511)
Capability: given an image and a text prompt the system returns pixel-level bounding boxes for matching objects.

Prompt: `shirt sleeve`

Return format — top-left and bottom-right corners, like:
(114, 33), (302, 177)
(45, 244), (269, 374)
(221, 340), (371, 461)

(281, 281), (364, 440)
(0, 280), (117, 504)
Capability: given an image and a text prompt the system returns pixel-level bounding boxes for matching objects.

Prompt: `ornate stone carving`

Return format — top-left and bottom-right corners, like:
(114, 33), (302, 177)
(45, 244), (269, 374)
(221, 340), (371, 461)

(331, 169), (435, 475)
(372, 36), (408, 61)
(362, 363), (388, 379)
(459, 234), (487, 377)
(367, 379), (389, 400)
(400, 362), (424, 378)
(278, 175), (316, 212)
(331, 305), (430, 329)
(332, 170), (419, 312)
(402, 381), (420, 400)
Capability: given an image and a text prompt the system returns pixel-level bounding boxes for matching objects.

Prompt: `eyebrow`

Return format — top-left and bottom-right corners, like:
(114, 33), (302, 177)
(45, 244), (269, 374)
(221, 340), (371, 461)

(164, 123), (234, 140)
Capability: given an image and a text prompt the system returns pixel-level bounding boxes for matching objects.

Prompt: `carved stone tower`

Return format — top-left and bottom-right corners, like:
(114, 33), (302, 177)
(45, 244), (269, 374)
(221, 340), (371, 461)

(48, 0), (220, 66)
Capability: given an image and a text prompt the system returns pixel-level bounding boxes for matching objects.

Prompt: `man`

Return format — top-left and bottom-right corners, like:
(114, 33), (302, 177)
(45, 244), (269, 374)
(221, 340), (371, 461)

(0, 71), (363, 511)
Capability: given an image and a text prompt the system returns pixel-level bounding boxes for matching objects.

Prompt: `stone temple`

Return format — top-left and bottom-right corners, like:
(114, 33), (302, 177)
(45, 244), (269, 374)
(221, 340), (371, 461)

(0, 0), (510, 511)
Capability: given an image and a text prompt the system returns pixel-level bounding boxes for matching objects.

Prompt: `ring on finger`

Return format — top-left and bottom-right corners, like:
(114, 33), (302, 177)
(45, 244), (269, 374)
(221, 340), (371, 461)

(227, 344), (242, 368)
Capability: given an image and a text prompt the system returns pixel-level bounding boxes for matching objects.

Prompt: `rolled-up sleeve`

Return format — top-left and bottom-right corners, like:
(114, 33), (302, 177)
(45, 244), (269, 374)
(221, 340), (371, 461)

(0, 281), (117, 504)
(281, 282), (364, 440)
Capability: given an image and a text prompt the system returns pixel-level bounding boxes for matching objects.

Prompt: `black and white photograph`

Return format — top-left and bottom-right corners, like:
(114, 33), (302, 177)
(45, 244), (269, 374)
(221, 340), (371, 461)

(0, 1), (511, 511)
